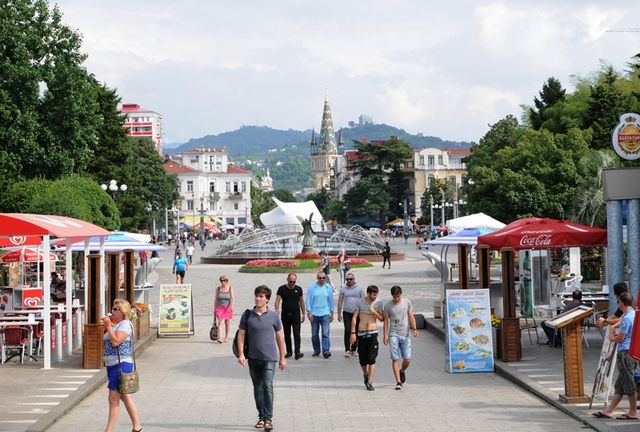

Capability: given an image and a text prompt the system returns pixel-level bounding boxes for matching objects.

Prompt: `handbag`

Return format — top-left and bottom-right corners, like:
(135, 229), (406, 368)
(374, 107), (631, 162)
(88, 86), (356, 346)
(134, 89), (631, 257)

(210, 317), (219, 341)
(117, 321), (139, 394)
(232, 309), (252, 358)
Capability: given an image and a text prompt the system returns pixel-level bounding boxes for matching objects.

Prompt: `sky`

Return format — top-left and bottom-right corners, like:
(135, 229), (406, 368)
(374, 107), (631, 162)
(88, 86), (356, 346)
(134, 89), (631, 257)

(54, 1), (640, 145)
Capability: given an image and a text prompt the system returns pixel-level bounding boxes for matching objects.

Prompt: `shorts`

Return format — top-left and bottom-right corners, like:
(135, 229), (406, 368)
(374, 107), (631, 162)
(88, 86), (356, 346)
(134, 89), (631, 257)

(106, 362), (133, 391)
(614, 351), (639, 396)
(176, 270), (185, 278)
(215, 305), (233, 320)
(389, 335), (412, 360)
(357, 333), (379, 366)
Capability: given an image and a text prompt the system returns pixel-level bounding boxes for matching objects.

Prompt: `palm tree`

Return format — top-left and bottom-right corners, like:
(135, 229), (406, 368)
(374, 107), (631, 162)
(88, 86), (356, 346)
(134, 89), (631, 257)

(569, 150), (618, 227)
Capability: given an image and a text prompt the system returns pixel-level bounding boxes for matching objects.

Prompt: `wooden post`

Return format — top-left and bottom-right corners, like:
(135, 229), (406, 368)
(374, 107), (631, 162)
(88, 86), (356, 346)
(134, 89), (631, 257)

(107, 252), (120, 308)
(500, 248), (521, 362)
(123, 249), (135, 306)
(83, 254), (103, 369)
(86, 254), (101, 325)
(477, 245), (491, 288)
(457, 244), (469, 289)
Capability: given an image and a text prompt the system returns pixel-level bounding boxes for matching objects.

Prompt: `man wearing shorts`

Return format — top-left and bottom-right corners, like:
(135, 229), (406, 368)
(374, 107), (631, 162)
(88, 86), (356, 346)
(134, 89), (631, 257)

(592, 291), (638, 420)
(383, 285), (419, 390)
(350, 285), (384, 390)
(173, 250), (189, 284)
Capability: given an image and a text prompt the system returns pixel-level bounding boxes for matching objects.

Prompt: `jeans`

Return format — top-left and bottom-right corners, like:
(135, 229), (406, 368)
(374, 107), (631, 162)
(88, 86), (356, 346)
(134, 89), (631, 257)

(342, 311), (358, 352)
(311, 314), (331, 354)
(281, 312), (301, 354)
(248, 359), (276, 421)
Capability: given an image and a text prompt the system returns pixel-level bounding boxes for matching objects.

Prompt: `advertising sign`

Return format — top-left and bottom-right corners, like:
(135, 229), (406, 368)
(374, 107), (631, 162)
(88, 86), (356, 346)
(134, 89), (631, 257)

(590, 327), (618, 408)
(445, 289), (494, 373)
(158, 284), (194, 336)
(22, 287), (42, 308)
(611, 113), (640, 160)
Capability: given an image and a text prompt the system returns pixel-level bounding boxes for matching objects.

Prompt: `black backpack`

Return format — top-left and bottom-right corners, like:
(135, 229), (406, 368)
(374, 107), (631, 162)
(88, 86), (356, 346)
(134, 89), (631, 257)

(232, 309), (252, 358)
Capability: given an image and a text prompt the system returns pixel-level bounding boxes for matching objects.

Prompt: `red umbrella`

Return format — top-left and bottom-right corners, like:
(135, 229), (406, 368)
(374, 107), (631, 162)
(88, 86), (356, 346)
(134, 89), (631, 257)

(0, 248), (59, 263)
(477, 217), (607, 250)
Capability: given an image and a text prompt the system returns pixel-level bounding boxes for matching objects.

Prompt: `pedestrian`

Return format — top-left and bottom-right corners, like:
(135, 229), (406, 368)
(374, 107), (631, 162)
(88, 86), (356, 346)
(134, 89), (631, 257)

(350, 285), (384, 390)
(236, 285), (286, 431)
(102, 299), (143, 432)
(172, 250), (189, 284)
(306, 271), (335, 358)
(383, 285), (420, 390)
(592, 292), (638, 420)
(275, 272), (306, 359)
(319, 250), (333, 288)
(382, 241), (391, 269)
(214, 275), (235, 343)
(186, 243), (195, 264)
(337, 272), (363, 357)
(337, 249), (351, 287)
(596, 282), (629, 329)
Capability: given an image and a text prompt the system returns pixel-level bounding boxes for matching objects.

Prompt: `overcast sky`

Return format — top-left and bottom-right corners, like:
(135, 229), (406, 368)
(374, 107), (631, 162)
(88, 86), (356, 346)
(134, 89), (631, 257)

(54, 1), (640, 145)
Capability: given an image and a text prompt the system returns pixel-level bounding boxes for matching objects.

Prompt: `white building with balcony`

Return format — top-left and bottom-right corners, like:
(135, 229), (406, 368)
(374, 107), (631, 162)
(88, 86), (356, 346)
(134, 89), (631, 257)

(164, 147), (253, 229)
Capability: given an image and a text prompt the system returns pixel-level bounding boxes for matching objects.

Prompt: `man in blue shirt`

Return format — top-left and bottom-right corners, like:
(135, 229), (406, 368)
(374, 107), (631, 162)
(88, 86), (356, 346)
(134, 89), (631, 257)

(306, 271), (335, 358)
(172, 251), (189, 284)
(592, 292), (638, 420)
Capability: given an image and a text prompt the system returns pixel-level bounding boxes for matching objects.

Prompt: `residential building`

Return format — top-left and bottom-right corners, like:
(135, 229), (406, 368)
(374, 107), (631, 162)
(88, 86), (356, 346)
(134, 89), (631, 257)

(164, 146), (253, 229)
(120, 103), (163, 154)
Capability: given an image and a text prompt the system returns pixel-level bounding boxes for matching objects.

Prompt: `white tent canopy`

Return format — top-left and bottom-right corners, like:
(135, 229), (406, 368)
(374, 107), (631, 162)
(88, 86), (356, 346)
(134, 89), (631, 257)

(446, 212), (506, 234)
(260, 198), (324, 229)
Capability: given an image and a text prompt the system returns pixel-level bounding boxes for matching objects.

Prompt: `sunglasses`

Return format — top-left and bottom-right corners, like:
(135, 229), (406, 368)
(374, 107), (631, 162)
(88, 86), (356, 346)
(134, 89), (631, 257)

(220, 279), (228, 282)
(346, 278), (354, 281)
(287, 280), (296, 284)
(112, 307), (120, 312)
(317, 277), (326, 280)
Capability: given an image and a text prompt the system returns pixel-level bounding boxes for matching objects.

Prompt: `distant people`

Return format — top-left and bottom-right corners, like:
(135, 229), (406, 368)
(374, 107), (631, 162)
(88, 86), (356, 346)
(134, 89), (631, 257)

(319, 251), (333, 288)
(592, 292), (637, 420)
(172, 250), (189, 284)
(383, 285), (420, 390)
(102, 299), (143, 432)
(214, 275), (235, 343)
(199, 237), (206, 251)
(540, 289), (582, 347)
(237, 285), (286, 431)
(382, 242), (391, 269)
(306, 271), (335, 358)
(275, 273), (306, 359)
(349, 285), (384, 390)
(50, 272), (66, 301)
(337, 249), (351, 287)
(186, 243), (195, 264)
(596, 282), (629, 329)
(337, 272), (363, 357)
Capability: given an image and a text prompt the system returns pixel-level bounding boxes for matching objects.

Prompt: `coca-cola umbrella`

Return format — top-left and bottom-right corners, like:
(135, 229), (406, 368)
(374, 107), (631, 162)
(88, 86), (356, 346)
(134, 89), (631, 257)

(477, 217), (607, 250)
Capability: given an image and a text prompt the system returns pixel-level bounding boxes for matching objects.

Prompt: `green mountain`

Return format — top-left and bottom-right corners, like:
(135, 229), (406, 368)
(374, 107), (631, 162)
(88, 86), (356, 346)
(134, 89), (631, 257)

(170, 124), (472, 155)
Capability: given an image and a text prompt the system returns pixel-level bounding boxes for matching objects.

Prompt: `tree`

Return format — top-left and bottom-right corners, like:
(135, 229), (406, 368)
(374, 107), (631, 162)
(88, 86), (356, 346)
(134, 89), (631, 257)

(420, 178), (457, 226)
(528, 77), (566, 130)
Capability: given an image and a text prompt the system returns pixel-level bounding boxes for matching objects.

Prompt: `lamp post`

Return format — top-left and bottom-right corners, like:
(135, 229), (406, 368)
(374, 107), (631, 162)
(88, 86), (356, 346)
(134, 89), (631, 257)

(101, 179), (127, 200)
(440, 189), (445, 226)
(198, 196), (206, 242)
(429, 195), (434, 229)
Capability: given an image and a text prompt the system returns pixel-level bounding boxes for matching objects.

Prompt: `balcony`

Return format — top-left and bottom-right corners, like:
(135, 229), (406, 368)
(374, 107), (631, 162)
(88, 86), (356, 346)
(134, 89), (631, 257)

(209, 192), (221, 201)
(229, 192), (244, 200)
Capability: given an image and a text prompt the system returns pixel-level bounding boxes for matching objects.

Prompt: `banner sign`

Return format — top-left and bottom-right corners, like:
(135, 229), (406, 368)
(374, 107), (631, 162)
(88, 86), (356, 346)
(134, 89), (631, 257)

(445, 289), (494, 373)
(158, 284), (194, 336)
(611, 113), (640, 160)
(590, 326), (618, 407)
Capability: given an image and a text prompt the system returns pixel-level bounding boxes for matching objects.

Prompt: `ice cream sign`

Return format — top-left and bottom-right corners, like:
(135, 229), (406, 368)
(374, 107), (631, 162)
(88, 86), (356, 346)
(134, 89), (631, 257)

(612, 113), (640, 160)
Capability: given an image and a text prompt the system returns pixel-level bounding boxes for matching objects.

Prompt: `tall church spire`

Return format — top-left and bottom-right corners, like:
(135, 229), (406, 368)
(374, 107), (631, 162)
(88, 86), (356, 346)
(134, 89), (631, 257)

(318, 93), (337, 155)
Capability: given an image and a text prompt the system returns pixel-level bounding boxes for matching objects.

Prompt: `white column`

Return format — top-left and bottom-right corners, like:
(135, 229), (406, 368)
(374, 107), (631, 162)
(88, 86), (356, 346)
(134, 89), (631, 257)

(42, 235), (52, 369)
(65, 239), (73, 355)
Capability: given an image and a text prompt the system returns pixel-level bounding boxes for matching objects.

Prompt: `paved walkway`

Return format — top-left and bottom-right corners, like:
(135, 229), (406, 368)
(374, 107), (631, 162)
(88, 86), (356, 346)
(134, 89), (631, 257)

(0, 240), (627, 431)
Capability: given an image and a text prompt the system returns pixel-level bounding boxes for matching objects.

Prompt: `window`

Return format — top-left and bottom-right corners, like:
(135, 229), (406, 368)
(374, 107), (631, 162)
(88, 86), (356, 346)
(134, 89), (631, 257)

(428, 175), (435, 186)
(187, 200), (194, 211)
(186, 181), (193, 192)
(234, 203), (239, 210)
(238, 217), (247, 224)
(233, 182), (239, 193)
(209, 182), (215, 192)
(450, 176), (456, 186)
(226, 218), (234, 225)
(190, 158), (198, 164)
(438, 155), (443, 165)
(241, 181), (247, 192)
(420, 155), (425, 166)
(428, 156), (434, 167)
(462, 175), (468, 185)
(225, 182), (231, 192)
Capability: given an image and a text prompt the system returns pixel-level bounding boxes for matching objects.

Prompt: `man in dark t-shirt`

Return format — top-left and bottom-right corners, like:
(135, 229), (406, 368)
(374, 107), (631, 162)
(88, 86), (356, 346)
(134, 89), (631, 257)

(275, 272), (306, 360)
(596, 282), (628, 329)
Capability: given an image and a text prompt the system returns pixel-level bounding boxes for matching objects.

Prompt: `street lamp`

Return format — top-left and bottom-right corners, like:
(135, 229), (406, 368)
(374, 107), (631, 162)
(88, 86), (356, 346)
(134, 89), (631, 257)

(429, 195), (434, 229)
(440, 189), (445, 226)
(101, 179), (127, 199)
(198, 196), (207, 241)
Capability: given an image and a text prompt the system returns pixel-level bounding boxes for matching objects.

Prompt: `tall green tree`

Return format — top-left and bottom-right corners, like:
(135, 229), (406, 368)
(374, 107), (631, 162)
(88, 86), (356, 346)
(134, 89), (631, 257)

(528, 77), (566, 130)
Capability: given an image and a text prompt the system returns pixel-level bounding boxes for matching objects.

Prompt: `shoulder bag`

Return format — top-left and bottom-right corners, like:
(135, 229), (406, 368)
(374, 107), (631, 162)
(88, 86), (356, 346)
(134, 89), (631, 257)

(117, 321), (140, 394)
(232, 309), (252, 358)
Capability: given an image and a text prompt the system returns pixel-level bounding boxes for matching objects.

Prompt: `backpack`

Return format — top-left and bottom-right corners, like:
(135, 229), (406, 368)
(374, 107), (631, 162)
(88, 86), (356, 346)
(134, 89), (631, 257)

(232, 309), (252, 358)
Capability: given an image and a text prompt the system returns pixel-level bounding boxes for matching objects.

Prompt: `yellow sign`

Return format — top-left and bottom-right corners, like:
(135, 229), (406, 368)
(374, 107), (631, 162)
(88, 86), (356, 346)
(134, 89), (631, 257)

(158, 284), (194, 336)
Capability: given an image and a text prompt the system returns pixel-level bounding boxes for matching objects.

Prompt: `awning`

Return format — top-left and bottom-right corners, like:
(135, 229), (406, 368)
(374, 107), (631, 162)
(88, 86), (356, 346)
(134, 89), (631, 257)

(52, 232), (166, 252)
(0, 213), (111, 238)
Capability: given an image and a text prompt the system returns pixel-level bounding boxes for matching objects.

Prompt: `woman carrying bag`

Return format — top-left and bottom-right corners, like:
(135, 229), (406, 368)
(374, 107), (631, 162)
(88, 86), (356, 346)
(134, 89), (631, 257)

(102, 299), (143, 432)
(214, 275), (235, 343)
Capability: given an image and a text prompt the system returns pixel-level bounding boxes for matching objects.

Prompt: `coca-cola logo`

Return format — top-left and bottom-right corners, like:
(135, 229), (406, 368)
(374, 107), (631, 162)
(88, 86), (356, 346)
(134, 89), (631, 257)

(519, 234), (552, 247)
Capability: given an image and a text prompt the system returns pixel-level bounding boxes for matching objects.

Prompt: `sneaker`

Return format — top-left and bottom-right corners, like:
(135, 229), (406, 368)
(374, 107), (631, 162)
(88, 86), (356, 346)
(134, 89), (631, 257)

(350, 351), (358, 357)
(395, 382), (403, 390)
(294, 352), (304, 360)
(323, 352), (332, 359)
(366, 382), (375, 391)
(344, 351), (351, 357)
(312, 352), (320, 357)
(400, 370), (406, 384)
(285, 352), (292, 358)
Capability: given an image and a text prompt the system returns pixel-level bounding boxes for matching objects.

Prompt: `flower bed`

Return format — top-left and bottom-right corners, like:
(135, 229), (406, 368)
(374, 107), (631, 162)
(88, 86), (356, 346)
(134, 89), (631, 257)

(240, 257), (373, 273)
(245, 259), (298, 268)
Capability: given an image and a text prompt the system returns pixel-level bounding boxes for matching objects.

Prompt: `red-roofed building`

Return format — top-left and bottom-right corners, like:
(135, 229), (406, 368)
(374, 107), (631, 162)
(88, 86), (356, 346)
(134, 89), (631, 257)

(120, 103), (163, 154)
(164, 147), (254, 230)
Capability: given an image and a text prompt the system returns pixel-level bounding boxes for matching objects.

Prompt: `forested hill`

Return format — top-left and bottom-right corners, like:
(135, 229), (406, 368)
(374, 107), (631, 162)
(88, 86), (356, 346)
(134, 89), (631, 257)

(169, 124), (472, 155)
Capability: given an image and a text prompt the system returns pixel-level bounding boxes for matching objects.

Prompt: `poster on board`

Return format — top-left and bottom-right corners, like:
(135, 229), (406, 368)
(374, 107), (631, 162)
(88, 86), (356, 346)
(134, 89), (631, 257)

(445, 289), (494, 373)
(158, 284), (194, 336)
(590, 326), (618, 408)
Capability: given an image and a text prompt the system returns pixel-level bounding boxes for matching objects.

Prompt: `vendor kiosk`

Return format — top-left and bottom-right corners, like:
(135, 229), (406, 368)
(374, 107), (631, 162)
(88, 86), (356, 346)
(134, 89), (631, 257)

(546, 305), (594, 403)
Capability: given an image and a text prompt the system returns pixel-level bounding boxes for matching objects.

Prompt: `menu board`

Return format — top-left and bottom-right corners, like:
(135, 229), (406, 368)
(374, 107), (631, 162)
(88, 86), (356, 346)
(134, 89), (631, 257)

(590, 326), (618, 407)
(158, 284), (194, 336)
(445, 289), (494, 373)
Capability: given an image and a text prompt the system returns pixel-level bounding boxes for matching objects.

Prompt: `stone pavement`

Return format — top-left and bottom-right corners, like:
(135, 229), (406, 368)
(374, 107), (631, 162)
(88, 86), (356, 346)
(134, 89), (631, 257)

(0, 240), (620, 431)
